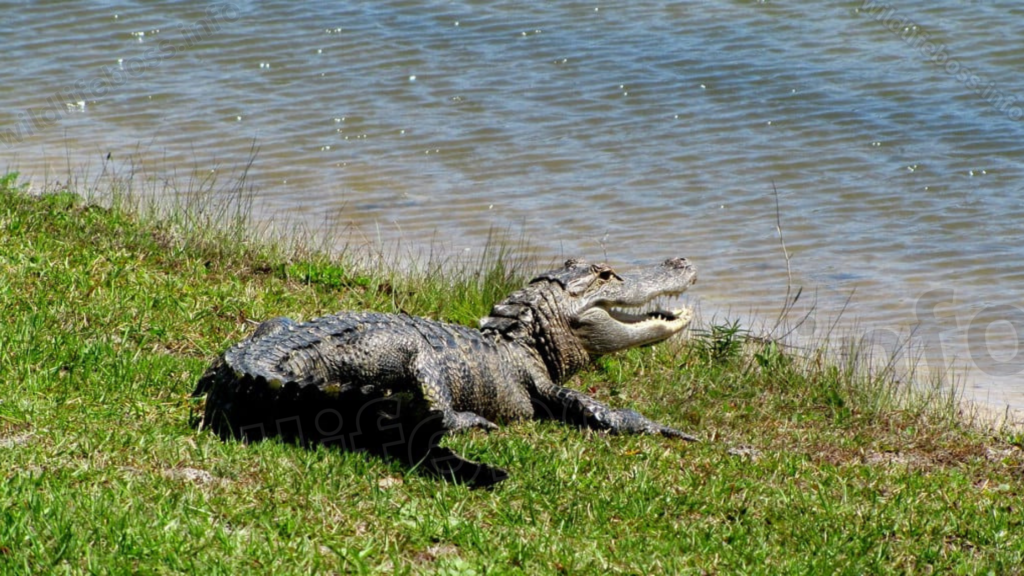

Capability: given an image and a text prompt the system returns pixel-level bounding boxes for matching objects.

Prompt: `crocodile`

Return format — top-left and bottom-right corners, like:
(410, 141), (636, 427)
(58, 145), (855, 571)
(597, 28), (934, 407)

(192, 257), (698, 486)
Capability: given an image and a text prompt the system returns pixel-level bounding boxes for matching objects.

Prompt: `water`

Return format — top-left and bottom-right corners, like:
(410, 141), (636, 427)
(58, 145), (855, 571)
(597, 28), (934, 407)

(3, 0), (1024, 411)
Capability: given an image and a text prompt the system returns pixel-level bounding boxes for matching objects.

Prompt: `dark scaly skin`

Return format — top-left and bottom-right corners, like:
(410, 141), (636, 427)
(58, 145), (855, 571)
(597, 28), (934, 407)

(193, 257), (698, 486)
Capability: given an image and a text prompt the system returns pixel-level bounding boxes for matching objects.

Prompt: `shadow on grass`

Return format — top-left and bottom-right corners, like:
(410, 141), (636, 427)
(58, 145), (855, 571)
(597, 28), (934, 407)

(191, 356), (510, 489)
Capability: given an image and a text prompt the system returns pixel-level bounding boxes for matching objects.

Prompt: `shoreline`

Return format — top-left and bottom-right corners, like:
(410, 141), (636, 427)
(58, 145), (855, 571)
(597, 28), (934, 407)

(14, 155), (1024, 418)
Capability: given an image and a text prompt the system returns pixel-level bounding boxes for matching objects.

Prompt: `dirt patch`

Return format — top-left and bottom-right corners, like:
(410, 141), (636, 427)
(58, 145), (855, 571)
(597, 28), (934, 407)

(162, 466), (223, 484)
(727, 445), (763, 461)
(0, 433), (33, 449)
(863, 450), (930, 468)
(415, 543), (460, 564)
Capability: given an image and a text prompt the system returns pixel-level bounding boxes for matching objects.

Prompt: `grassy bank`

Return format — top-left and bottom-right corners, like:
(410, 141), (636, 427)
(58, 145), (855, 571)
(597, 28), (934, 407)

(1, 172), (1022, 574)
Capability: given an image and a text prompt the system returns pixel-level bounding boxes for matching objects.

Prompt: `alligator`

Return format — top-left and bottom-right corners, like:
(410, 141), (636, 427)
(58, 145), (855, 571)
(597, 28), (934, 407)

(192, 257), (698, 487)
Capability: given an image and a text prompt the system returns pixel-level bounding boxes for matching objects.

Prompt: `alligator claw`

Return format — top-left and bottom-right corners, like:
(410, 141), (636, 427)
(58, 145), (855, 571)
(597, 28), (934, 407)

(610, 408), (698, 441)
(660, 427), (700, 442)
(448, 411), (499, 433)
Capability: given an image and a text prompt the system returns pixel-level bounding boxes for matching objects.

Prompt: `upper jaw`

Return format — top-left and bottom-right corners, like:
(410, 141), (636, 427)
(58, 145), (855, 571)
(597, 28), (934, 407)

(592, 257), (697, 308)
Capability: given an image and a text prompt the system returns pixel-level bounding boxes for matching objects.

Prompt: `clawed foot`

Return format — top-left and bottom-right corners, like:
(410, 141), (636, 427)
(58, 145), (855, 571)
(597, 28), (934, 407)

(447, 411), (499, 433)
(657, 425), (700, 442)
(614, 409), (699, 442)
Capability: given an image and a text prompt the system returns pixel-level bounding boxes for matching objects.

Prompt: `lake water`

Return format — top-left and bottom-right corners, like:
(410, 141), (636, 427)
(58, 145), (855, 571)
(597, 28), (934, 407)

(3, 1), (1023, 412)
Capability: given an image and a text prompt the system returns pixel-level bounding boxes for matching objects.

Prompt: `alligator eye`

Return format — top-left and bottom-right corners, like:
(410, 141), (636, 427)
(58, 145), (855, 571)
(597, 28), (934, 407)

(597, 267), (619, 281)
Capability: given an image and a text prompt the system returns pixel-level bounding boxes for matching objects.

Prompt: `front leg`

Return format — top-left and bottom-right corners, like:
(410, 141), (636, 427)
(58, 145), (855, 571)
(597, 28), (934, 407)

(531, 377), (698, 441)
(412, 361), (498, 433)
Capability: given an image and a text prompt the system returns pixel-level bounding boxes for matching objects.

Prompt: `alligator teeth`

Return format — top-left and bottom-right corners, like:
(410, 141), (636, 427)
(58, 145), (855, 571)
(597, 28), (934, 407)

(603, 305), (693, 326)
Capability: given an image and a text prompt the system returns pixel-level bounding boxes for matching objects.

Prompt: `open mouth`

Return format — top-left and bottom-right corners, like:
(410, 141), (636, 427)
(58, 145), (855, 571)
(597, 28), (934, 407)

(606, 307), (689, 325)
(573, 303), (694, 355)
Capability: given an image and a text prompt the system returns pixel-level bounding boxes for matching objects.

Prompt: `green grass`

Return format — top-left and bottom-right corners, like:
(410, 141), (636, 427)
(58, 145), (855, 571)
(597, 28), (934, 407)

(1, 171), (1022, 574)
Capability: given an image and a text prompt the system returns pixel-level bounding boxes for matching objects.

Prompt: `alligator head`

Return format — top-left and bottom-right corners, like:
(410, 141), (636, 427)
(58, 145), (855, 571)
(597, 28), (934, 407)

(481, 257), (697, 382)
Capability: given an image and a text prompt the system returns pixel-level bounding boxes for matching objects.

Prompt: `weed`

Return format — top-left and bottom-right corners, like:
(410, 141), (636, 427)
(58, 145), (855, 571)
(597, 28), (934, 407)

(692, 320), (747, 364)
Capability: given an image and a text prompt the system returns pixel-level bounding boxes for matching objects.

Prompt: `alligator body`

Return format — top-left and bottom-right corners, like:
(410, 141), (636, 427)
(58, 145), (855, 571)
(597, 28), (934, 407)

(193, 257), (698, 486)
